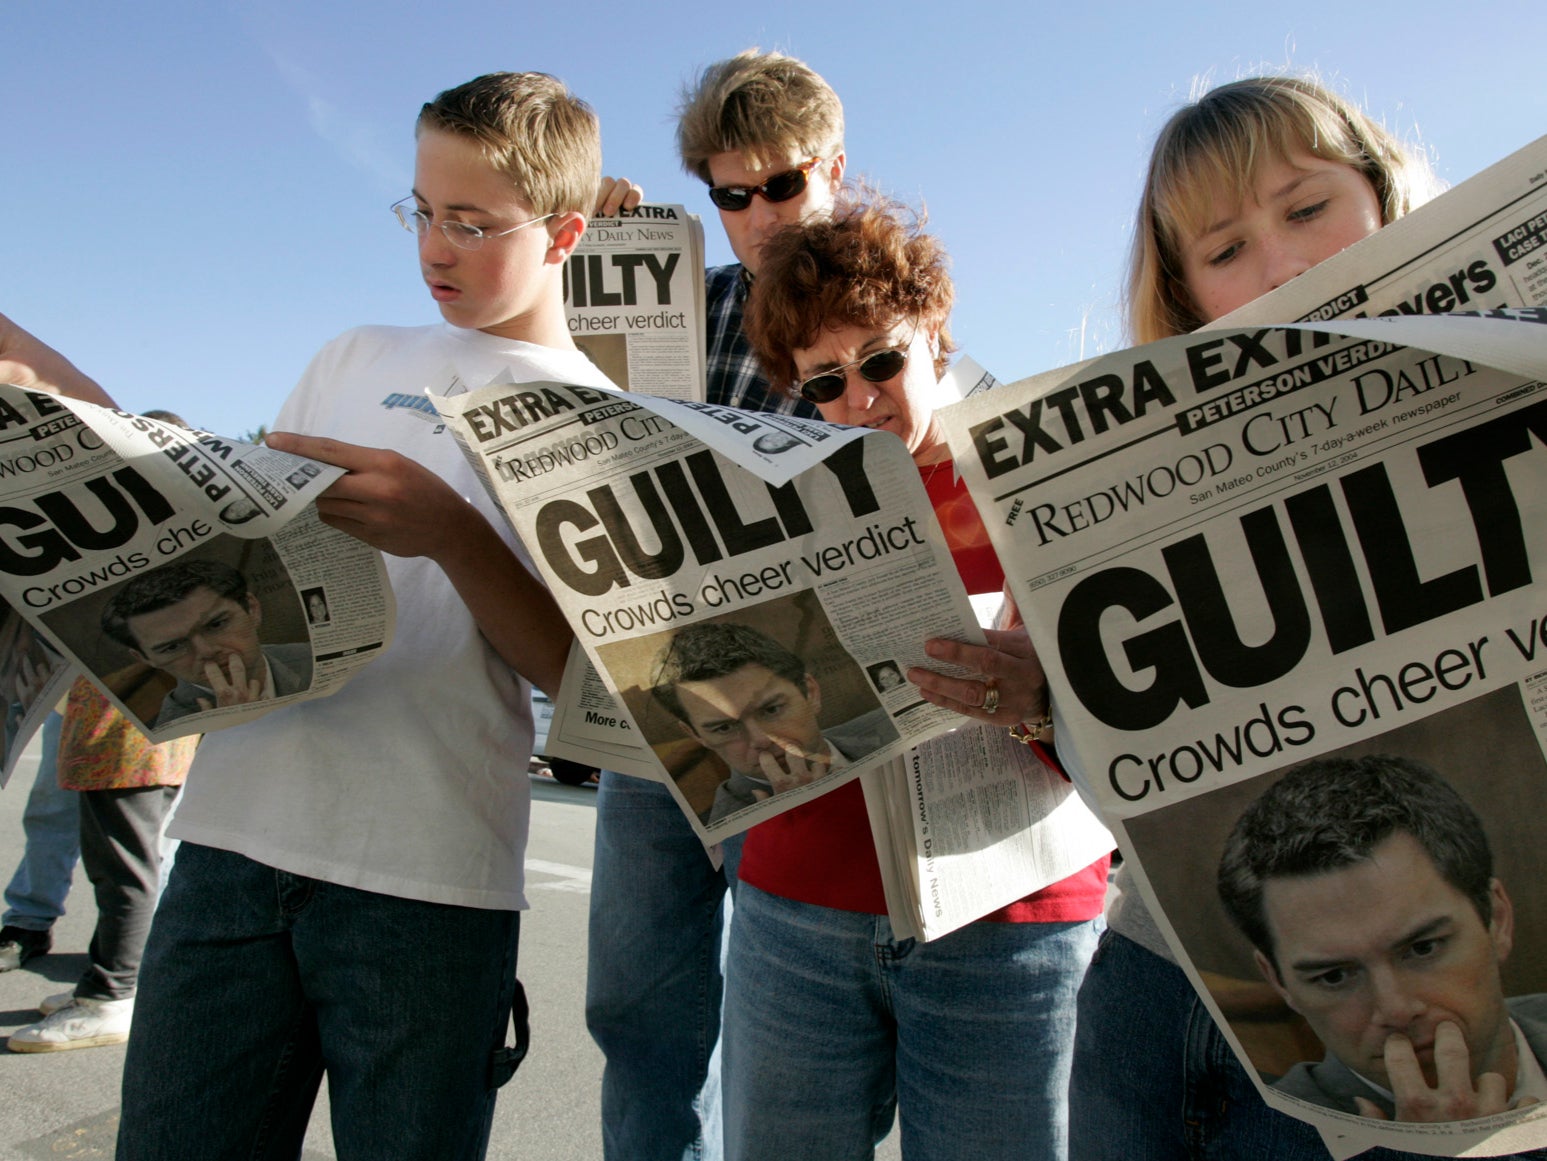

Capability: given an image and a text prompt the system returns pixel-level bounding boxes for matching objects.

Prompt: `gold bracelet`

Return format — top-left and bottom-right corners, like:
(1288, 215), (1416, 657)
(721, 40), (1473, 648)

(1009, 712), (1054, 747)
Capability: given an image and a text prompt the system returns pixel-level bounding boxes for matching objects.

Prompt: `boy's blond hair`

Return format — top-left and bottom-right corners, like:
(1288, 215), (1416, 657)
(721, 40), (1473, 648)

(418, 72), (601, 217)
(676, 49), (844, 184)
(1128, 75), (1439, 344)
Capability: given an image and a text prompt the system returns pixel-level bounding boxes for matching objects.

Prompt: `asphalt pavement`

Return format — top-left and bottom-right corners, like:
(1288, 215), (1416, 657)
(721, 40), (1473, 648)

(0, 749), (903, 1160)
(0, 753), (607, 1161)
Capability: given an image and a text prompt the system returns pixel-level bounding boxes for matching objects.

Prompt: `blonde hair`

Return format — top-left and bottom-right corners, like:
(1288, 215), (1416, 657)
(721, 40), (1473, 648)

(1128, 75), (1437, 343)
(418, 72), (601, 217)
(676, 49), (844, 184)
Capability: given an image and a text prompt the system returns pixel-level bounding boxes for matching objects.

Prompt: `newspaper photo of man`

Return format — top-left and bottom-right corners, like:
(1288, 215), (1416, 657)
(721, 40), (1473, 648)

(648, 621), (892, 825)
(1217, 755), (1547, 1123)
(99, 559), (313, 728)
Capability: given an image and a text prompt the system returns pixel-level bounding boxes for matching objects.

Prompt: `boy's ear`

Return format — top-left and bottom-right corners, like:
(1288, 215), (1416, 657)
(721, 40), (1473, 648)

(546, 212), (588, 264)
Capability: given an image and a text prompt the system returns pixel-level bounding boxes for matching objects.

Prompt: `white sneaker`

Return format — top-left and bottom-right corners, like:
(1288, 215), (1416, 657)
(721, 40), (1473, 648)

(38, 990), (75, 1016)
(7, 995), (134, 1052)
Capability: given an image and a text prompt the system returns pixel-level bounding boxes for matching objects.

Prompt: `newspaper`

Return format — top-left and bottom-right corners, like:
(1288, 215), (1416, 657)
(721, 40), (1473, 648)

(434, 378), (997, 850)
(862, 697), (1114, 942)
(0, 391), (394, 750)
(541, 640), (657, 777)
(0, 596), (72, 786)
(536, 354), (1006, 784)
(934, 135), (1547, 1154)
(548, 216), (979, 779)
(938, 307), (1547, 1156)
(565, 203), (707, 400)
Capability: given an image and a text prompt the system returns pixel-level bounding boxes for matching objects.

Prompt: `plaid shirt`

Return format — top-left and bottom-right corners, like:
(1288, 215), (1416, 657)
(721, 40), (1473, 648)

(705, 264), (819, 418)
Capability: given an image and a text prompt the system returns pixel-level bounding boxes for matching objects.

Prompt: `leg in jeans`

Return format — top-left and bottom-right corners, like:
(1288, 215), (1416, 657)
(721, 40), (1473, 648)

(296, 873), (524, 1161)
(587, 771), (734, 1161)
(894, 916), (1098, 1161)
(2, 712), (74, 932)
(725, 884), (1096, 1161)
(119, 843), (525, 1161)
(119, 844), (323, 1161)
(74, 785), (179, 1001)
(723, 884), (895, 1161)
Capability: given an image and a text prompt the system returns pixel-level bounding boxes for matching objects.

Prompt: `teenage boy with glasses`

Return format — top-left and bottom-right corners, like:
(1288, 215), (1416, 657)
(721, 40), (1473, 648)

(0, 70), (609, 1161)
(585, 48), (847, 1161)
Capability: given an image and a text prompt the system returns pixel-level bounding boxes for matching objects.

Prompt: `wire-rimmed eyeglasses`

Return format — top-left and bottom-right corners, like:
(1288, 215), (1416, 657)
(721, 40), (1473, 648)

(392, 198), (555, 251)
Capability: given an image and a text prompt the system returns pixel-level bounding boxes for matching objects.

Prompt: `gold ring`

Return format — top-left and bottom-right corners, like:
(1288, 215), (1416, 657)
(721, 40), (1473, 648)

(982, 681), (1000, 715)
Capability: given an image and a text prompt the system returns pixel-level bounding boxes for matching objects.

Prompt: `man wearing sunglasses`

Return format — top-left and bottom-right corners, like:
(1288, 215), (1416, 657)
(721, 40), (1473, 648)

(586, 48), (849, 1161)
(678, 50), (846, 421)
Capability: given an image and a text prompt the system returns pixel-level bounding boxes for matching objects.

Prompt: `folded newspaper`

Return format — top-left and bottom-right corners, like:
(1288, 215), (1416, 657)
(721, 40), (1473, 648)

(0, 394), (394, 776)
(936, 133), (1547, 1157)
(435, 381), (982, 835)
(565, 203), (707, 400)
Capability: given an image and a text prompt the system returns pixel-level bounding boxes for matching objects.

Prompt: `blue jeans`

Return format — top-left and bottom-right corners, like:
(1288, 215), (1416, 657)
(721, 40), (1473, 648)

(117, 843), (527, 1161)
(587, 771), (740, 1161)
(2, 712), (74, 930)
(1069, 929), (1547, 1161)
(724, 882), (1099, 1161)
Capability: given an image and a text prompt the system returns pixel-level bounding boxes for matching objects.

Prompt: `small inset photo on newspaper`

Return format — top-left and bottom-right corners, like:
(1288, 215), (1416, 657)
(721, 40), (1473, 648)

(300, 585), (332, 628)
(596, 589), (900, 827)
(866, 659), (906, 694)
(1125, 686), (1547, 1126)
(41, 535), (315, 731)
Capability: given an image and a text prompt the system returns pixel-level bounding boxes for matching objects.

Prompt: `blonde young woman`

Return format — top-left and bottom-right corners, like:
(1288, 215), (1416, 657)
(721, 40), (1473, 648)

(1061, 77), (1547, 1161)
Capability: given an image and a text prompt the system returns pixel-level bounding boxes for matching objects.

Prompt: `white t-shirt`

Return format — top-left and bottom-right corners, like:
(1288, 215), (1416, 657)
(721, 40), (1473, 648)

(168, 323), (614, 909)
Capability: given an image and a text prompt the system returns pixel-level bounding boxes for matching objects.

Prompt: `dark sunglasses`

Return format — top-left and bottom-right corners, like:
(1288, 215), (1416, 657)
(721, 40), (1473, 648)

(708, 158), (823, 212)
(797, 347), (910, 404)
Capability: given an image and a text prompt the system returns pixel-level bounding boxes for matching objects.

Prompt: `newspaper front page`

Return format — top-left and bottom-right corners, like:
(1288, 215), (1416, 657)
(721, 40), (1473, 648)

(934, 133), (1547, 1156)
(939, 308), (1547, 1156)
(565, 203), (707, 400)
(0, 392), (394, 748)
(434, 377), (997, 853)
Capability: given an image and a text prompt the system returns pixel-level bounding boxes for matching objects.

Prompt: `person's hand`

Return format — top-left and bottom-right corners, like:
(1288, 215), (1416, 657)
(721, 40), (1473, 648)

(906, 627), (1047, 727)
(264, 433), (478, 561)
(757, 740), (834, 795)
(1353, 1022), (1535, 1122)
(594, 177), (643, 217)
(266, 432), (573, 696)
(194, 655), (266, 711)
(0, 311), (115, 406)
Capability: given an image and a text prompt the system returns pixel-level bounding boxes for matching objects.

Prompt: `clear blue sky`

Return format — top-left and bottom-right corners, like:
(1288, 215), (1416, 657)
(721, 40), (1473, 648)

(6, 1), (1541, 438)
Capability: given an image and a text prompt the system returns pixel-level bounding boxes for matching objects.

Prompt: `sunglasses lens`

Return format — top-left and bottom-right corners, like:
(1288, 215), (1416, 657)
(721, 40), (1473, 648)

(708, 186), (753, 212)
(799, 374), (846, 404)
(858, 350), (908, 382)
(759, 167), (810, 203)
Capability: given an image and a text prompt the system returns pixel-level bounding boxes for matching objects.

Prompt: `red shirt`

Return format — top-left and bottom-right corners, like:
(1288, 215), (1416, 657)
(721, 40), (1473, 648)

(738, 464), (1109, 922)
